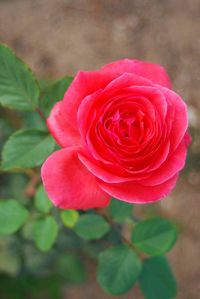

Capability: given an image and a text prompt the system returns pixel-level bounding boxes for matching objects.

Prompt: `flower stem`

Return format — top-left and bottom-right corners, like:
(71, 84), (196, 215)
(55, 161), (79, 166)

(96, 208), (144, 258)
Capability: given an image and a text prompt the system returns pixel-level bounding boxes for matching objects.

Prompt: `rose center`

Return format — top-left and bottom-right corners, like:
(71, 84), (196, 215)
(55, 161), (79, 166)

(105, 110), (145, 144)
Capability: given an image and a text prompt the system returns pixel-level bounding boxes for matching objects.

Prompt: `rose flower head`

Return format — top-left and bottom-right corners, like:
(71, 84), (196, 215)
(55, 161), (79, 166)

(41, 59), (191, 210)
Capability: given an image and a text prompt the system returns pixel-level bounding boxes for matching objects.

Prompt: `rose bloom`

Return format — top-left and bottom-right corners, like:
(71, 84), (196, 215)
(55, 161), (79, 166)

(41, 59), (191, 209)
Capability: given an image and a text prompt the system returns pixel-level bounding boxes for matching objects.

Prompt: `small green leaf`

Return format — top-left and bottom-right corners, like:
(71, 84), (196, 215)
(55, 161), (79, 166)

(97, 245), (142, 295)
(60, 210), (79, 228)
(33, 216), (58, 252)
(131, 218), (178, 256)
(0, 44), (39, 111)
(40, 76), (73, 116)
(109, 198), (133, 222)
(74, 214), (110, 240)
(139, 256), (177, 299)
(0, 199), (28, 235)
(1, 129), (55, 169)
(34, 185), (52, 213)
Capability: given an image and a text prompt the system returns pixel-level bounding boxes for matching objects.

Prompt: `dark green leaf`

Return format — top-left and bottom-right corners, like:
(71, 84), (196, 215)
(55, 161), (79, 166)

(34, 184), (52, 213)
(60, 209), (79, 228)
(6, 173), (28, 201)
(1, 129), (55, 169)
(21, 220), (35, 240)
(109, 198), (133, 222)
(0, 44), (39, 111)
(74, 214), (110, 240)
(97, 245), (142, 295)
(33, 216), (58, 251)
(131, 218), (178, 255)
(40, 76), (73, 116)
(0, 199), (28, 235)
(139, 256), (177, 299)
(58, 254), (86, 283)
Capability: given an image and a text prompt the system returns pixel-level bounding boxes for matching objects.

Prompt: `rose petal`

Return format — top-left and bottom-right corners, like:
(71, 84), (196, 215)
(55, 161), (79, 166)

(47, 101), (81, 147)
(62, 70), (115, 127)
(102, 72), (153, 95)
(184, 132), (192, 147)
(78, 151), (130, 183)
(101, 59), (172, 89)
(157, 85), (188, 151)
(41, 148), (110, 209)
(98, 174), (178, 204)
(140, 141), (187, 186)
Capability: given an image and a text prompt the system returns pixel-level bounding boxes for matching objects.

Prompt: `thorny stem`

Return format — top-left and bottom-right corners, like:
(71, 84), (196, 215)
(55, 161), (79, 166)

(36, 107), (46, 122)
(25, 172), (40, 198)
(96, 208), (144, 259)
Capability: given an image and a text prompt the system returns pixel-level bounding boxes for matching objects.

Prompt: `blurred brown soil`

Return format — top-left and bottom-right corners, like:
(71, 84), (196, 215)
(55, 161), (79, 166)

(0, 0), (200, 298)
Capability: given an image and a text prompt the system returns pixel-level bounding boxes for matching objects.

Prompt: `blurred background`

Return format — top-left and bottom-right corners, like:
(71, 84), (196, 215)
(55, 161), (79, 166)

(0, 0), (200, 298)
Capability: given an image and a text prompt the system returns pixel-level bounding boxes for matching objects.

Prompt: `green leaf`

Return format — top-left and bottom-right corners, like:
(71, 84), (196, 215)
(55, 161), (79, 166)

(33, 216), (58, 252)
(22, 111), (47, 130)
(60, 209), (79, 228)
(0, 44), (39, 111)
(0, 199), (28, 235)
(74, 214), (110, 240)
(40, 76), (73, 116)
(131, 218), (178, 256)
(139, 256), (177, 299)
(1, 129), (55, 169)
(97, 245), (142, 295)
(109, 198), (133, 222)
(34, 184), (52, 213)
(0, 118), (13, 152)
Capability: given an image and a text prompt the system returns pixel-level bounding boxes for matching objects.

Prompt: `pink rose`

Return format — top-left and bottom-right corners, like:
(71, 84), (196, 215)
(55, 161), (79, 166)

(41, 59), (190, 209)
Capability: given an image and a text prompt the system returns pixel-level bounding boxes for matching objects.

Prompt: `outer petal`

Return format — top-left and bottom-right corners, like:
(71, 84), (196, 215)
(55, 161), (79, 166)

(78, 151), (130, 183)
(140, 141), (187, 186)
(47, 101), (81, 147)
(184, 131), (192, 147)
(41, 148), (110, 209)
(98, 174), (178, 204)
(101, 59), (172, 89)
(62, 70), (115, 127)
(157, 85), (188, 152)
